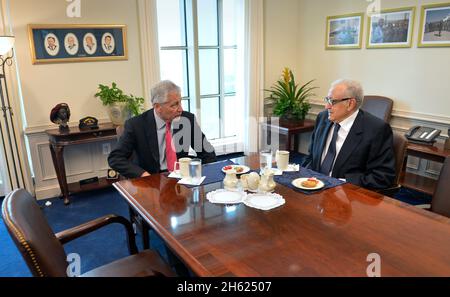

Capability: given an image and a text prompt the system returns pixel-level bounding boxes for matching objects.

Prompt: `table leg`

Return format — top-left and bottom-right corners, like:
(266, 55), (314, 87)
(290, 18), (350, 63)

(286, 132), (292, 151)
(49, 143), (70, 205)
(293, 134), (299, 152)
(128, 206), (150, 250)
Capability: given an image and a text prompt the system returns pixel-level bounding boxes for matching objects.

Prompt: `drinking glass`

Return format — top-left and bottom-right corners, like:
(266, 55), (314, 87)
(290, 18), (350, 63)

(189, 158), (202, 183)
(259, 150), (273, 173)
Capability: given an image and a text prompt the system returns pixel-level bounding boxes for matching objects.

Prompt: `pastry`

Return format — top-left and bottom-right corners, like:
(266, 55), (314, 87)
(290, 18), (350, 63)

(301, 178), (319, 188)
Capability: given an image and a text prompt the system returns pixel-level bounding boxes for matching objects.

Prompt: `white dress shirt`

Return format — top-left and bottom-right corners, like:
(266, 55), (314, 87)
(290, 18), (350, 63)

(321, 109), (360, 176)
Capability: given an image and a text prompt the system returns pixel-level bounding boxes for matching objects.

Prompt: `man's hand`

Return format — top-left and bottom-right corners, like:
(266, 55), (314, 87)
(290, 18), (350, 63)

(141, 172), (151, 177)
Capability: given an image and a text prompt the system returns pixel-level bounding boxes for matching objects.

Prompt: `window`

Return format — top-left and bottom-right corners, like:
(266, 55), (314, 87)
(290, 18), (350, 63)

(156, 0), (243, 144)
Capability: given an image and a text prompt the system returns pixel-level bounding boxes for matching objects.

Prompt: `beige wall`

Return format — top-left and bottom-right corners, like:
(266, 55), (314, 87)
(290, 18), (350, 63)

(296, 0), (450, 120)
(10, 0), (144, 129)
(264, 0), (300, 91)
(265, 0), (450, 123)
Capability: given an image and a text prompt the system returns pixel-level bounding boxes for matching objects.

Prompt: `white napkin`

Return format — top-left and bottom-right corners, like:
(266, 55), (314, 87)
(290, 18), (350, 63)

(168, 172), (183, 179)
(283, 164), (300, 172)
(177, 176), (206, 186)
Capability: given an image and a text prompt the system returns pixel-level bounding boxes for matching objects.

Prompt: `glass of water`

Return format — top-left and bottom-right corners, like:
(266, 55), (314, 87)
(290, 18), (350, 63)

(259, 150), (273, 173)
(189, 158), (202, 183)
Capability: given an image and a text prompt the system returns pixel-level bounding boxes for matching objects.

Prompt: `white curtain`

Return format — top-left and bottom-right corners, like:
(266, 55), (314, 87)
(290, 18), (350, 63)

(242, 0), (264, 155)
(137, 0), (161, 109)
(0, 0), (31, 196)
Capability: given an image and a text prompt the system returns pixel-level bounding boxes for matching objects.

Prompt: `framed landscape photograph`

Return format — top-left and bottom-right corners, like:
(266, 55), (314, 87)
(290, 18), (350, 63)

(366, 7), (415, 48)
(326, 13), (364, 49)
(418, 3), (450, 47)
(28, 24), (128, 64)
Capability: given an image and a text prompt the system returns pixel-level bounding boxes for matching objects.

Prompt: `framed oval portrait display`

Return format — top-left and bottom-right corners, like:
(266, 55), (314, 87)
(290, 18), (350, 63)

(28, 24), (128, 64)
(83, 33), (97, 55)
(44, 33), (60, 56)
(102, 33), (115, 54)
(64, 33), (79, 55)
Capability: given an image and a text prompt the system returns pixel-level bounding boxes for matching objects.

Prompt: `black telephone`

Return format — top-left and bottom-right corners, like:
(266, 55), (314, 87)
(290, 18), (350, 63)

(405, 126), (441, 145)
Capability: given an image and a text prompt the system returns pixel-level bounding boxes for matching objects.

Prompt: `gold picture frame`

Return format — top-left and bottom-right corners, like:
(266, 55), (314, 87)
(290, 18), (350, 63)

(418, 2), (450, 47)
(28, 24), (128, 64)
(366, 7), (416, 49)
(325, 13), (364, 50)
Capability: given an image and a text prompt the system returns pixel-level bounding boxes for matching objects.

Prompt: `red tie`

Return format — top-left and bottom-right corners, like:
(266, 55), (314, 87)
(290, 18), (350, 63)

(165, 121), (177, 172)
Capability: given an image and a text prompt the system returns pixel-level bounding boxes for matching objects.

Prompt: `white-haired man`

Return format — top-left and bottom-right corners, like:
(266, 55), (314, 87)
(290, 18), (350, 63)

(302, 79), (395, 190)
(109, 80), (216, 178)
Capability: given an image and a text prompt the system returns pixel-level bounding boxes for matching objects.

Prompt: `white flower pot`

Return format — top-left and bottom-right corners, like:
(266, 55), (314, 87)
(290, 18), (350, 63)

(107, 102), (131, 125)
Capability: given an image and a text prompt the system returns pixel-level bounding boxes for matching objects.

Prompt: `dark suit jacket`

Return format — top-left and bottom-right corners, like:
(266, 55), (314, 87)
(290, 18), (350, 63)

(302, 109), (395, 190)
(108, 109), (216, 178)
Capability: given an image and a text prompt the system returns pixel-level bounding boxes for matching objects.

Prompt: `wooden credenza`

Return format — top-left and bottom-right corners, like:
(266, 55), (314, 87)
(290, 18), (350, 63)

(260, 119), (315, 151)
(46, 123), (119, 205)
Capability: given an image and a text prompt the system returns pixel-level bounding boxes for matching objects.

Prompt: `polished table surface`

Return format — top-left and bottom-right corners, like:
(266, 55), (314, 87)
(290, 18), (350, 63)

(114, 154), (450, 276)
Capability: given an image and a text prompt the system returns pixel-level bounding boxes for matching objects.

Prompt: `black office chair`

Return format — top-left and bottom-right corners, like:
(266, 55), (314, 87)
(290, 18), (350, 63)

(415, 157), (450, 218)
(379, 132), (408, 197)
(361, 95), (393, 123)
(2, 188), (174, 277)
(430, 156), (450, 217)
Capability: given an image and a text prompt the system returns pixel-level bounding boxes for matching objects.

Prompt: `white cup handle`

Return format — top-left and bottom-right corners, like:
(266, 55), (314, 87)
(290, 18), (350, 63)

(173, 161), (180, 173)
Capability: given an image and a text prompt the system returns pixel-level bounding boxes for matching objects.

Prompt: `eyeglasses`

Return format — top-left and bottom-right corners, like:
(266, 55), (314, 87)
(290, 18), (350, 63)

(324, 96), (353, 106)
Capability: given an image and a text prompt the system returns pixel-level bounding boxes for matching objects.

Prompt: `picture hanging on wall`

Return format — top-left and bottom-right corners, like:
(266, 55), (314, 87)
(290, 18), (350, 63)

(366, 7), (416, 49)
(28, 24), (128, 64)
(325, 13), (364, 49)
(418, 2), (450, 47)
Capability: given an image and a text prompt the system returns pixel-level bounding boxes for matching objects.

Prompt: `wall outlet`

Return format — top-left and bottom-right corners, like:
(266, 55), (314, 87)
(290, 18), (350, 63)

(102, 143), (111, 155)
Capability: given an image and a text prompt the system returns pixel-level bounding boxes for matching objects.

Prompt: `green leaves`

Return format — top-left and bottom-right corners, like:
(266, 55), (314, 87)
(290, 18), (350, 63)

(94, 82), (144, 116)
(265, 68), (317, 120)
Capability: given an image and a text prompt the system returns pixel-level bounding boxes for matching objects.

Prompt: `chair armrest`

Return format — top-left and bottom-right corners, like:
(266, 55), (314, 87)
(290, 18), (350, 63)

(55, 214), (138, 255)
(376, 184), (401, 197)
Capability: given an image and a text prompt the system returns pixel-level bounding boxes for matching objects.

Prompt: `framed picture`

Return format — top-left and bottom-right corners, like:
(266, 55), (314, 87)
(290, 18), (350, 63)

(325, 13), (364, 49)
(28, 24), (128, 64)
(366, 7), (415, 48)
(418, 3), (450, 47)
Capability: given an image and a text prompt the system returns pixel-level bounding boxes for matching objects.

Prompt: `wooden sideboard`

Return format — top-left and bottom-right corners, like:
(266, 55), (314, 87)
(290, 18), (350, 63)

(260, 119), (315, 151)
(46, 123), (120, 205)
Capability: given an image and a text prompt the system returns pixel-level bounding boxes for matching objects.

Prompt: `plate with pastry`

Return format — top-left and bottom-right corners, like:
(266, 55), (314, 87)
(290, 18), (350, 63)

(291, 177), (324, 190)
(221, 164), (250, 174)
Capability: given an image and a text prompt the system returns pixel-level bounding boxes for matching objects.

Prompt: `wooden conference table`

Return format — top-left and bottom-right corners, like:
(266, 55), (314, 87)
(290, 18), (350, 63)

(113, 154), (450, 276)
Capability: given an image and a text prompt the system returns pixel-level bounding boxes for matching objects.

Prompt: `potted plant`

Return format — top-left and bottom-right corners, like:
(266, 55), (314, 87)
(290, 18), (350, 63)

(95, 82), (145, 125)
(265, 67), (317, 124)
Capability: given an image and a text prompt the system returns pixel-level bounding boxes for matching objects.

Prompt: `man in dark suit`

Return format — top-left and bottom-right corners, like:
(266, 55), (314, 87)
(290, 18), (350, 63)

(108, 80), (216, 178)
(302, 79), (395, 190)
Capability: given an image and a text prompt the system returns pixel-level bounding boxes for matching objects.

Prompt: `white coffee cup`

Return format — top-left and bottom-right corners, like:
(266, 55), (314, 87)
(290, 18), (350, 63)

(174, 157), (191, 177)
(276, 150), (290, 171)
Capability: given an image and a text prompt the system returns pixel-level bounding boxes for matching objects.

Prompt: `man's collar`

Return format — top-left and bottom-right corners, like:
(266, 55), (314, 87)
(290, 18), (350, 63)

(337, 109), (359, 132)
(153, 109), (166, 130)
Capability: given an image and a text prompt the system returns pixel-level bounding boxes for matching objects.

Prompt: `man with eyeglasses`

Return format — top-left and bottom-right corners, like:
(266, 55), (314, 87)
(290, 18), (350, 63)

(302, 79), (395, 190)
(109, 80), (216, 178)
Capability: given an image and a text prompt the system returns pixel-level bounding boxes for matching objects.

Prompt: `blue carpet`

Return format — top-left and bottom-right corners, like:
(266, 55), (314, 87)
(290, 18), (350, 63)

(0, 152), (432, 277)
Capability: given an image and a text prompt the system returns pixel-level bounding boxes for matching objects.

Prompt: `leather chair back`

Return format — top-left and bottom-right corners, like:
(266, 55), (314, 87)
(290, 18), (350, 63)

(2, 189), (68, 277)
(361, 95), (394, 123)
(431, 156), (450, 218)
(393, 132), (407, 186)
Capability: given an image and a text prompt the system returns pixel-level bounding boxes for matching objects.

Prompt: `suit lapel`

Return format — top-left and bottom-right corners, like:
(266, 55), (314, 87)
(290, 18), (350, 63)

(145, 109), (160, 165)
(332, 110), (364, 176)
